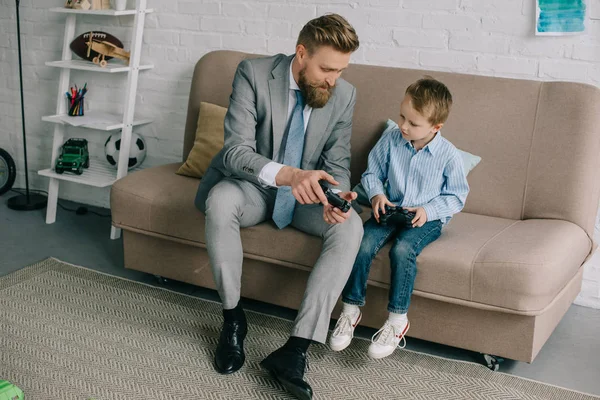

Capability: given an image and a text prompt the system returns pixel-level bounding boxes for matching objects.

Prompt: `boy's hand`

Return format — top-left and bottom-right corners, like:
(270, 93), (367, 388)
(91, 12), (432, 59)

(371, 194), (395, 223)
(404, 207), (427, 228)
(323, 191), (357, 225)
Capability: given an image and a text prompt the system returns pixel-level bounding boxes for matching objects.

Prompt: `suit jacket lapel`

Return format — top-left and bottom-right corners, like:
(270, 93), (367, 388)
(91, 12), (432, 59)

(269, 55), (293, 160)
(302, 99), (334, 168)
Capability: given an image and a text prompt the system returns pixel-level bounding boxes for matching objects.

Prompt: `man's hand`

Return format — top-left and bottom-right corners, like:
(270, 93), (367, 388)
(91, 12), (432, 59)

(371, 194), (395, 223)
(276, 166), (338, 205)
(404, 206), (427, 228)
(323, 191), (357, 224)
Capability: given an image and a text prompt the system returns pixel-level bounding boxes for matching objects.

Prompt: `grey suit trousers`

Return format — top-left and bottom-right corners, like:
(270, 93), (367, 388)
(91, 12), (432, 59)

(198, 177), (364, 343)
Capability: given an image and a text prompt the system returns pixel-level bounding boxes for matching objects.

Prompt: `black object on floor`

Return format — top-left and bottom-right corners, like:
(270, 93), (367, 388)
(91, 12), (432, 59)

(76, 207), (88, 215)
(7, 193), (48, 211)
(6, 0), (47, 212)
(0, 149), (16, 196)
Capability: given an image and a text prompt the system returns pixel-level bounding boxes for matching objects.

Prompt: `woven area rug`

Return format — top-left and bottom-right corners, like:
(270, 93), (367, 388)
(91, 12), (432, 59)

(1, 258), (598, 400)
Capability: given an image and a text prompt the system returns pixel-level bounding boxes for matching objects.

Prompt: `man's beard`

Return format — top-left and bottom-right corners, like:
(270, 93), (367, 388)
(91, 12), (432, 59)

(298, 67), (334, 109)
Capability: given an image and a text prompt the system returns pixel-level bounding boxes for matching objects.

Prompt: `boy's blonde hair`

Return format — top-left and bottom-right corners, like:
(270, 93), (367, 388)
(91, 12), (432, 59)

(297, 14), (360, 55)
(405, 76), (453, 126)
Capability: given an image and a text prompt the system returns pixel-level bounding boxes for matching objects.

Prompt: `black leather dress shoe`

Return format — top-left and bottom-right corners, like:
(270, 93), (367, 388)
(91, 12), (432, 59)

(214, 317), (247, 374)
(260, 346), (313, 400)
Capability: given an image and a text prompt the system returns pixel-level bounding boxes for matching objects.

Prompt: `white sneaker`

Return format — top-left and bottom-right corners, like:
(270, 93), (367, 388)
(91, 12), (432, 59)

(368, 319), (410, 359)
(329, 311), (362, 351)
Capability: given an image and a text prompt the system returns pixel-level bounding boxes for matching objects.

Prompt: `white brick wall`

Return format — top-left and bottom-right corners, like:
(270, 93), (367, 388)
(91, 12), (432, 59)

(0, 0), (599, 308)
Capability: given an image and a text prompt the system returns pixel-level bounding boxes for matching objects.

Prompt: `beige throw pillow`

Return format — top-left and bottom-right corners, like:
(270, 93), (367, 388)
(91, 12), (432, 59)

(176, 102), (227, 178)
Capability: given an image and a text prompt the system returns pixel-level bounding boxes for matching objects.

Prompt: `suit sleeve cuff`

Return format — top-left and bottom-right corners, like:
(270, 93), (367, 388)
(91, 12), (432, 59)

(258, 162), (285, 188)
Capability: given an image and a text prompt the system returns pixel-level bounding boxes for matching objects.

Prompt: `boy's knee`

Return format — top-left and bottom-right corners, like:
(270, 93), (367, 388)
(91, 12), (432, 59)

(390, 241), (415, 262)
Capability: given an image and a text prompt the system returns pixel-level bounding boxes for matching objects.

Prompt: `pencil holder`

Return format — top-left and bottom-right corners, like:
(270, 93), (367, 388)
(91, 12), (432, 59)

(67, 96), (85, 116)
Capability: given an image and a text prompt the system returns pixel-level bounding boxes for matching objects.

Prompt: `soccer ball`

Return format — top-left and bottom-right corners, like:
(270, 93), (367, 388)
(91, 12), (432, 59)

(104, 131), (147, 170)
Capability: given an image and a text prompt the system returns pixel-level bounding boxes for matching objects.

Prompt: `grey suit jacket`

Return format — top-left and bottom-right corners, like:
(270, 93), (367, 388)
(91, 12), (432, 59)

(196, 53), (357, 211)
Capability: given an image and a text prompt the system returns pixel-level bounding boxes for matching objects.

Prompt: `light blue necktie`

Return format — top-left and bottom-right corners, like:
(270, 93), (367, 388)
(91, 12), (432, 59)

(272, 90), (305, 229)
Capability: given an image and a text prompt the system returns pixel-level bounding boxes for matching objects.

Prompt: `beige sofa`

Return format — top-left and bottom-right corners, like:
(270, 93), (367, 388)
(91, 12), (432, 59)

(111, 50), (600, 365)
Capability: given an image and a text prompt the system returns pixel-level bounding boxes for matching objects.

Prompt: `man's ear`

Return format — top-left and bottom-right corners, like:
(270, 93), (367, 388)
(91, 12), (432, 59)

(296, 44), (307, 61)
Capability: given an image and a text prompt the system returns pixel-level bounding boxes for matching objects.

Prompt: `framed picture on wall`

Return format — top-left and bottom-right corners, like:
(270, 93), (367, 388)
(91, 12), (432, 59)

(536, 0), (587, 35)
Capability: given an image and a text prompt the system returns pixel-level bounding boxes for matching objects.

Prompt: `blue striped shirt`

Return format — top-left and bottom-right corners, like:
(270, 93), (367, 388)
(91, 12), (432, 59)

(361, 129), (469, 224)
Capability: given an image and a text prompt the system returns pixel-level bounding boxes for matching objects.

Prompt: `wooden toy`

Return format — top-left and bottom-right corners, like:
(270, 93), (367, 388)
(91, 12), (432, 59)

(70, 31), (124, 63)
(65, 0), (110, 10)
(85, 32), (130, 67)
(91, 0), (111, 9)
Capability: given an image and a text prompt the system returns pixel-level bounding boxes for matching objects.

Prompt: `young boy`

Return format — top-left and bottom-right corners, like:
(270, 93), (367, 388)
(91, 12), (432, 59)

(329, 77), (469, 359)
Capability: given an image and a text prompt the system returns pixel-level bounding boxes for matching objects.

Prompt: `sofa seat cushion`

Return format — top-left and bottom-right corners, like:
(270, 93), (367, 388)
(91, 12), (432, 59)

(358, 209), (592, 312)
(110, 164), (324, 267)
(111, 163), (207, 241)
(111, 165), (592, 313)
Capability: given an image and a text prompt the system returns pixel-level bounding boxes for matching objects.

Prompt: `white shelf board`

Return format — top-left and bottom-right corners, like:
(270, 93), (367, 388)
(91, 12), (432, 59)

(42, 112), (153, 131)
(38, 162), (117, 188)
(46, 60), (154, 73)
(49, 7), (154, 16)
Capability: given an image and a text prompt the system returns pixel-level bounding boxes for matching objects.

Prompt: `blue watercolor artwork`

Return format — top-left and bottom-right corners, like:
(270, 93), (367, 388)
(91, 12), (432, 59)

(537, 0), (586, 35)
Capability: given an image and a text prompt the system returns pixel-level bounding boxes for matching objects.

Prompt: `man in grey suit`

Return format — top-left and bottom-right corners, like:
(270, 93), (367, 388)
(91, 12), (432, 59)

(195, 14), (363, 400)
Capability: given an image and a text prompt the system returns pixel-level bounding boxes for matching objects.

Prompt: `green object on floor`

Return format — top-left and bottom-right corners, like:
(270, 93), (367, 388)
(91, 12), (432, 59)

(0, 380), (24, 400)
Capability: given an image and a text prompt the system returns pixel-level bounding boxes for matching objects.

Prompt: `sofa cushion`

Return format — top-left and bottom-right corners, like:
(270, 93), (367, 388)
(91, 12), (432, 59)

(112, 163), (208, 241)
(111, 165), (592, 313)
(111, 164), (324, 264)
(357, 210), (591, 312)
(176, 102), (227, 178)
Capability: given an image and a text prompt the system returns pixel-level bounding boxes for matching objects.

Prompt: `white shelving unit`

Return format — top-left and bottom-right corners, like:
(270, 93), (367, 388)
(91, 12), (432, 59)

(39, 0), (153, 240)
(46, 59), (154, 73)
(39, 163), (120, 188)
(42, 113), (152, 131)
(48, 6), (154, 16)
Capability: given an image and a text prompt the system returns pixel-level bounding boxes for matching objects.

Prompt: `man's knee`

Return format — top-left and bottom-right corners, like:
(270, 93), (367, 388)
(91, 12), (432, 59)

(195, 177), (218, 214)
(204, 181), (245, 223)
(347, 211), (364, 242)
(329, 211), (364, 248)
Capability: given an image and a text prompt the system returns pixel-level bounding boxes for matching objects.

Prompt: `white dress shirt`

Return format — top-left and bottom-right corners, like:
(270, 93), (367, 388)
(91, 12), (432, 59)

(258, 57), (312, 188)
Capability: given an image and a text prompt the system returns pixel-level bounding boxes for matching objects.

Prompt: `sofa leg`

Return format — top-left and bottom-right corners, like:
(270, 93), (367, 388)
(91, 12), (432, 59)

(478, 353), (504, 371)
(154, 274), (169, 285)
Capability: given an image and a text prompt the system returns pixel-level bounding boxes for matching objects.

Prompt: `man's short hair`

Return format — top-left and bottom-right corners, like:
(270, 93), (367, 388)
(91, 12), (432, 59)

(406, 76), (453, 125)
(297, 14), (360, 55)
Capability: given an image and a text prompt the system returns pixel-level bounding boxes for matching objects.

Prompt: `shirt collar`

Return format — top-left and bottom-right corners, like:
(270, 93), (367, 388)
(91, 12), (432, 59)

(401, 131), (443, 155)
(426, 131), (442, 155)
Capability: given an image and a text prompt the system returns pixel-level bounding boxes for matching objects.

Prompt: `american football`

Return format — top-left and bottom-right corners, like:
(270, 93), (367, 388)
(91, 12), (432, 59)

(70, 31), (123, 62)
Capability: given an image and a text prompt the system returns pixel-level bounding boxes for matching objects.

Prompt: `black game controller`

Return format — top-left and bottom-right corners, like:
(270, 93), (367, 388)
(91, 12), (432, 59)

(378, 206), (416, 228)
(320, 182), (351, 213)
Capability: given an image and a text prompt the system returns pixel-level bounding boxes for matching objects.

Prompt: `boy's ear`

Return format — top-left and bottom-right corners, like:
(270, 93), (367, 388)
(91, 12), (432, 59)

(433, 123), (443, 132)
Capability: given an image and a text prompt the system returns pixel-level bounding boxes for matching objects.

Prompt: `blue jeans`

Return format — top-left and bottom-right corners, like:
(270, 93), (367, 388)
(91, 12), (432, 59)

(342, 217), (442, 314)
